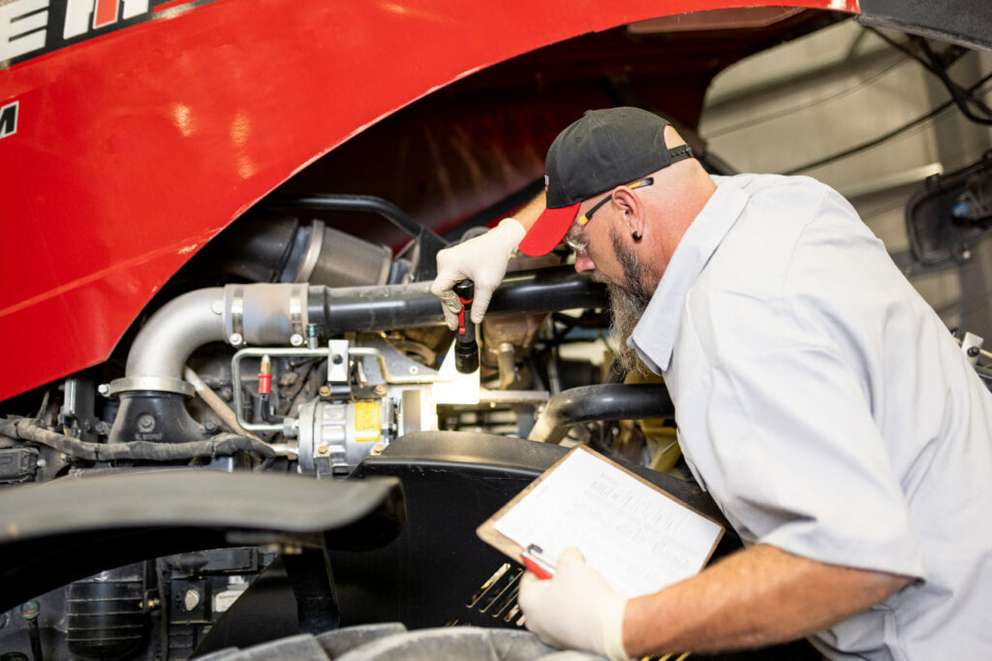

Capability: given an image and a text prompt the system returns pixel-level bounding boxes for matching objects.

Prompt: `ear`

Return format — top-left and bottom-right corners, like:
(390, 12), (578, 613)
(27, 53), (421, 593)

(611, 187), (646, 242)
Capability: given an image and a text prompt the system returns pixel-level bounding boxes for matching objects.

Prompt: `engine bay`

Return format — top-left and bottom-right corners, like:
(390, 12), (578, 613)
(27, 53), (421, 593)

(0, 204), (720, 660)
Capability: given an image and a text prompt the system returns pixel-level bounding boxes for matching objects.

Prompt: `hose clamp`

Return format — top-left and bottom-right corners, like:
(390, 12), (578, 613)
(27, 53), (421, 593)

(289, 284), (306, 346)
(293, 219), (325, 283)
(108, 376), (194, 397)
(229, 286), (245, 346)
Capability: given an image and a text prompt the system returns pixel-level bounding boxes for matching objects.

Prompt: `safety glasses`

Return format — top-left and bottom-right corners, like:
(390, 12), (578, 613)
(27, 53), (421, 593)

(564, 176), (654, 254)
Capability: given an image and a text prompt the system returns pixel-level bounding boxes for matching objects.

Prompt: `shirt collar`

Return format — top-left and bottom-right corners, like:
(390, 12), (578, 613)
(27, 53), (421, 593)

(628, 176), (749, 373)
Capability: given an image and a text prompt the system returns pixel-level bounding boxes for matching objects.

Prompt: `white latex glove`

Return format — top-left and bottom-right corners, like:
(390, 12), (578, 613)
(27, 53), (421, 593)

(518, 547), (629, 660)
(430, 218), (526, 330)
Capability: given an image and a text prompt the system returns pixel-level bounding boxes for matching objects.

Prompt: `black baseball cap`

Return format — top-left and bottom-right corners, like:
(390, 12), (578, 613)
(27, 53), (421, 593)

(519, 107), (692, 256)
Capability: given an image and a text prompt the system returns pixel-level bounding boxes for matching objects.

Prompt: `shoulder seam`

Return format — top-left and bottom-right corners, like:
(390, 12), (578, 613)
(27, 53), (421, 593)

(780, 186), (832, 299)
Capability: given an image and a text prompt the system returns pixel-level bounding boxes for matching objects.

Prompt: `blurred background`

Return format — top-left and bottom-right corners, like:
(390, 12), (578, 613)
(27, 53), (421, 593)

(700, 21), (992, 337)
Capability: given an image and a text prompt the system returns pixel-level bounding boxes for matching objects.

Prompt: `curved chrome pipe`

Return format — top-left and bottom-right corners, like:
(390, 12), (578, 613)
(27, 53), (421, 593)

(111, 288), (226, 397)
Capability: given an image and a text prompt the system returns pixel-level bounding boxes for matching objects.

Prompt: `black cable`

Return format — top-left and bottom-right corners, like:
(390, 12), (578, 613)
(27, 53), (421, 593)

(279, 358), (323, 416)
(705, 54), (909, 139)
(911, 36), (992, 118)
(914, 38), (992, 125)
(865, 27), (992, 125)
(784, 72), (992, 175)
(0, 418), (276, 462)
(866, 28), (962, 82)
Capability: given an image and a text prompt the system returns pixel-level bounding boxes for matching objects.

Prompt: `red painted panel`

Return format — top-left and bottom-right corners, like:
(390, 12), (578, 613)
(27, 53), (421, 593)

(0, 0), (857, 399)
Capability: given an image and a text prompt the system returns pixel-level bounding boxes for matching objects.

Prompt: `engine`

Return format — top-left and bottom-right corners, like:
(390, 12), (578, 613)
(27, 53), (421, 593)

(228, 336), (443, 477)
(0, 212), (671, 660)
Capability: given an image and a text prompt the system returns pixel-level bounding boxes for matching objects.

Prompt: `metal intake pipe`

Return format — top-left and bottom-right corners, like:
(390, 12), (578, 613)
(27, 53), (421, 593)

(111, 288), (226, 397)
(112, 267), (607, 397)
(528, 384), (674, 444)
(107, 267), (606, 443)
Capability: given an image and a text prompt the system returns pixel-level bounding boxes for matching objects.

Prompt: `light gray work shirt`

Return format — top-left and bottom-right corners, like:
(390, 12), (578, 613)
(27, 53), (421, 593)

(629, 173), (992, 660)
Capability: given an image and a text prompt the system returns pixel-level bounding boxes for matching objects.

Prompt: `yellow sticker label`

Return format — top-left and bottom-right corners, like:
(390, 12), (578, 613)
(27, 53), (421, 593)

(353, 400), (381, 442)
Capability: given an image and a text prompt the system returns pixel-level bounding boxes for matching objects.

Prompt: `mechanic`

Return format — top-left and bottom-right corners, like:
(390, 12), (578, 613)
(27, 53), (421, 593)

(430, 107), (992, 660)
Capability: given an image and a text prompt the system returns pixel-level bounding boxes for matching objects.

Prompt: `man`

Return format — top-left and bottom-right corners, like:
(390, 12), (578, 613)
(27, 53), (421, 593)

(431, 107), (992, 659)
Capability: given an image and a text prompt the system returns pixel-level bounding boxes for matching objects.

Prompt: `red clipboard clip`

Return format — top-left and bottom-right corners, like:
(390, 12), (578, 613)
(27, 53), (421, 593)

(520, 544), (556, 580)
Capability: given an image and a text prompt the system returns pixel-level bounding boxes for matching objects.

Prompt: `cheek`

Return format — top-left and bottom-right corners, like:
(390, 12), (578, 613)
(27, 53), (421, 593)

(587, 231), (620, 279)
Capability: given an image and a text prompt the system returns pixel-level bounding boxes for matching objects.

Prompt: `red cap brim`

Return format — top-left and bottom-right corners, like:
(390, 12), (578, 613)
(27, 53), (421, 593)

(518, 203), (581, 257)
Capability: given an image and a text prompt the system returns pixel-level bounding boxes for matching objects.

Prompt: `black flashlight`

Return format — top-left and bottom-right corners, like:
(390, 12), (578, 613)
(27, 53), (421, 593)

(453, 279), (479, 374)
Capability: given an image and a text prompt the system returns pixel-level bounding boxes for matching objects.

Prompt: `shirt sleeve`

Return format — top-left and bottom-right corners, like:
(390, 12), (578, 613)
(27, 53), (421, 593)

(701, 291), (927, 581)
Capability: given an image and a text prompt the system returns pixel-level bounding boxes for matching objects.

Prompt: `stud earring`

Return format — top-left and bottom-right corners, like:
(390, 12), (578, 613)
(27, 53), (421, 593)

(631, 231), (642, 242)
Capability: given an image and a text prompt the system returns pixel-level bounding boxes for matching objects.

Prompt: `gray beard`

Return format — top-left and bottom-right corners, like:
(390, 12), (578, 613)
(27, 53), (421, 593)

(608, 229), (654, 374)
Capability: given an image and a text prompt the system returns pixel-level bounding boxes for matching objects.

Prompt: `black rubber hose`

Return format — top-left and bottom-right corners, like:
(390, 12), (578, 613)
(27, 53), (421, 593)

(275, 194), (425, 240)
(527, 384), (674, 444)
(0, 419), (276, 462)
(309, 266), (608, 333)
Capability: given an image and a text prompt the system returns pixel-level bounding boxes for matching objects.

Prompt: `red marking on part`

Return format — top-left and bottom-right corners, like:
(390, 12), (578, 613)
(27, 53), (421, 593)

(93, 0), (121, 28)
(258, 373), (272, 395)
(457, 295), (473, 335)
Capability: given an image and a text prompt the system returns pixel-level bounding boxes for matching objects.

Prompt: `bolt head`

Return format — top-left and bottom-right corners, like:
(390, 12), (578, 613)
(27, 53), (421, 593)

(318, 444), (330, 455)
(211, 300), (224, 315)
(318, 385), (332, 397)
(183, 589), (201, 612)
(290, 333), (304, 347)
(137, 414), (156, 433)
(374, 384), (387, 396)
(229, 332), (244, 346)
(408, 365), (419, 374)
(97, 383), (111, 397)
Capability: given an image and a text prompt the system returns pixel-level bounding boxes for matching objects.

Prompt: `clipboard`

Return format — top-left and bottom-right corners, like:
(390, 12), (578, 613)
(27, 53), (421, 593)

(477, 444), (725, 595)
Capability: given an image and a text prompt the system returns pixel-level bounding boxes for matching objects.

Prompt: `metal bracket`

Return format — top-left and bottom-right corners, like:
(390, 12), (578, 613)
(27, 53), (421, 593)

(230, 343), (446, 433)
(962, 331), (985, 366)
(327, 339), (351, 399)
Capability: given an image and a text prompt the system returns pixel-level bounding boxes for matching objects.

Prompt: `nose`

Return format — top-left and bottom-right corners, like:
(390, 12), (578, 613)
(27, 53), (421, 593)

(574, 253), (595, 273)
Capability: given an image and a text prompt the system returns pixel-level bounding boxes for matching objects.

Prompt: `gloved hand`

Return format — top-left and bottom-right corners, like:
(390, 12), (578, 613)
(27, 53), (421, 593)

(518, 548), (630, 660)
(430, 217), (526, 330)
